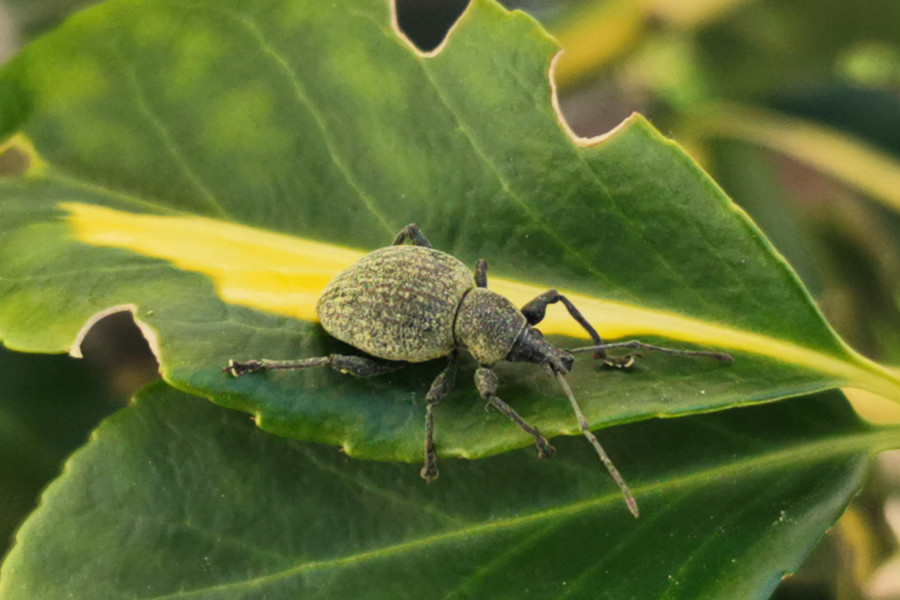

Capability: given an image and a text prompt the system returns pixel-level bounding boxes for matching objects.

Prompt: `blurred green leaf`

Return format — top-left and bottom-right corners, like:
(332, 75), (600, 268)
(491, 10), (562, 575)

(682, 103), (900, 216)
(0, 382), (895, 599)
(548, 0), (755, 88)
(694, 0), (900, 98)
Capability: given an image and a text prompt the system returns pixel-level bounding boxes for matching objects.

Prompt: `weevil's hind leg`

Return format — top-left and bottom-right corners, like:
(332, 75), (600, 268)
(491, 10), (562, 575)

(474, 259), (488, 288)
(521, 289), (633, 367)
(392, 223), (432, 248)
(421, 352), (458, 483)
(475, 366), (554, 458)
(225, 354), (408, 378)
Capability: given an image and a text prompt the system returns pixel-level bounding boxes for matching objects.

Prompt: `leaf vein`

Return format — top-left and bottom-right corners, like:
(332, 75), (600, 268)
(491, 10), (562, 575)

(132, 428), (890, 599)
(296, 444), (470, 528)
(108, 52), (230, 219)
(556, 487), (695, 599)
(352, 8), (623, 289)
(216, 8), (394, 236)
(441, 519), (568, 600)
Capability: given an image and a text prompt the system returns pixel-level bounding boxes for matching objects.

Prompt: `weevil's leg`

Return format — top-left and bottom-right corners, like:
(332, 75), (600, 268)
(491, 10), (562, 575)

(392, 223), (432, 248)
(474, 259), (488, 288)
(475, 367), (555, 458)
(421, 352), (458, 483)
(520, 289), (631, 365)
(225, 354), (407, 378)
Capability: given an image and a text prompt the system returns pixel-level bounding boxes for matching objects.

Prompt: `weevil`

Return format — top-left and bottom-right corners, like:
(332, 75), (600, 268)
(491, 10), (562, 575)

(226, 224), (733, 517)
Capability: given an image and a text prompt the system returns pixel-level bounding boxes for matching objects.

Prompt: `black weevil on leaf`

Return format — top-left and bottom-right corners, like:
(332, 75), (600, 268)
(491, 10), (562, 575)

(226, 224), (733, 517)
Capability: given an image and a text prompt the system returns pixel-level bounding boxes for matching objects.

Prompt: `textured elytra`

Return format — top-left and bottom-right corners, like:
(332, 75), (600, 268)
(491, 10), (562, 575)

(316, 246), (476, 362)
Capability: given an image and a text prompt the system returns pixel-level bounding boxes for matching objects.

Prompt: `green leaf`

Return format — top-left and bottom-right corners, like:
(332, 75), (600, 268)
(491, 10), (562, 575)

(0, 347), (119, 555)
(0, 382), (894, 599)
(681, 103), (900, 216)
(1, 0), (899, 464)
(694, 0), (900, 98)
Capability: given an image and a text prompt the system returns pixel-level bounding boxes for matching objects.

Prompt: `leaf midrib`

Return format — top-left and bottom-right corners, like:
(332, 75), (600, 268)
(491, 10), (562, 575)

(133, 425), (897, 600)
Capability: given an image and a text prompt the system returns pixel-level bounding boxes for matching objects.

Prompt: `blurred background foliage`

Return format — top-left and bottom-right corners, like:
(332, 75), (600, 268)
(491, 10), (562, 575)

(1, 0), (900, 598)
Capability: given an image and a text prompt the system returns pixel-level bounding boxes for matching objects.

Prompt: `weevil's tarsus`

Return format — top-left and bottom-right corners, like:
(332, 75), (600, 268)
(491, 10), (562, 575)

(553, 370), (639, 518)
(225, 357), (327, 377)
(568, 340), (734, 364)
(392, 222), (432, 248)
(601, 354), (638, 369)
(225, 355), (407, 378)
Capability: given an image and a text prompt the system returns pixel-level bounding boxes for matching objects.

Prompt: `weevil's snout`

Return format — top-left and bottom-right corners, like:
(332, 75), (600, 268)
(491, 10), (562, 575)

(507, 326), (574, 373)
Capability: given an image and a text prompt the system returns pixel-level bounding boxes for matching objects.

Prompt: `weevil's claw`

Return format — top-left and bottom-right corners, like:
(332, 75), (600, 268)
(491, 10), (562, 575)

(536, 438), (556, 459)
(602, 353), (642, 369)
(224, 359), (263, 377)
(420, 464), (439, 483)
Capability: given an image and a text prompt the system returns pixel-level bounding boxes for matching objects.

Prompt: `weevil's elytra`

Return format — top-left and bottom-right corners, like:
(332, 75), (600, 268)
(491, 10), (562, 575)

(317, 246), (475, 362)
(226, 223), (734, 518)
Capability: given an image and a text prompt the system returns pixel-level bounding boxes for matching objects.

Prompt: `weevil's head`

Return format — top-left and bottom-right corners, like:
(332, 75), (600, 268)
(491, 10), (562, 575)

(454, 288), (574, 372)
(506, 325), (574, 374)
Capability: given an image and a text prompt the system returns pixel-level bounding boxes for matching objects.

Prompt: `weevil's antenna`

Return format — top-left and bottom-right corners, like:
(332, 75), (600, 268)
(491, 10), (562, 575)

(568, 340), (734, 363)
(554, 371), (639, 518)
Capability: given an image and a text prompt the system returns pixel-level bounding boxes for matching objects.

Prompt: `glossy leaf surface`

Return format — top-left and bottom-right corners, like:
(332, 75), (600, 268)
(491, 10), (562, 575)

(0, 347), (116, 553)
(0, 383), (893, 599)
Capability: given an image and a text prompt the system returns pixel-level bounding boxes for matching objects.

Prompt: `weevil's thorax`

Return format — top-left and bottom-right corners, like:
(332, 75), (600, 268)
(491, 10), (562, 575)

(454, 288), (527, 366)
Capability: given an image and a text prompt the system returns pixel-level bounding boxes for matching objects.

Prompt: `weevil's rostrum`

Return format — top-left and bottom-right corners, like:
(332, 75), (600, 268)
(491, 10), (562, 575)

(227, 223), (733, 518)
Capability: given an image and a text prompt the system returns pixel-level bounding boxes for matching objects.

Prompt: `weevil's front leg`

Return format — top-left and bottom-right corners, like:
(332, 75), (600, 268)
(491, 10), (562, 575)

(475, 367), (554, 458)
(225, 354), (407, 378)
(392, 223), (432, 248)
(521, 289), (633, 367)
(421, 352), (458, 483)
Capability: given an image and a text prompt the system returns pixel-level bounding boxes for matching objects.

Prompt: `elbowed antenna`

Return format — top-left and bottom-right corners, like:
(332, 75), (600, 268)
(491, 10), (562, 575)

(568, 340), (734, 363)
(554, 371), (639, 518)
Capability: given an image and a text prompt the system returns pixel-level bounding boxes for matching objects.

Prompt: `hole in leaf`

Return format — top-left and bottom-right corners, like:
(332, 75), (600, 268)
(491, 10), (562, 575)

(394, 0), (469, 52)
(78, 311), (160, 400)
